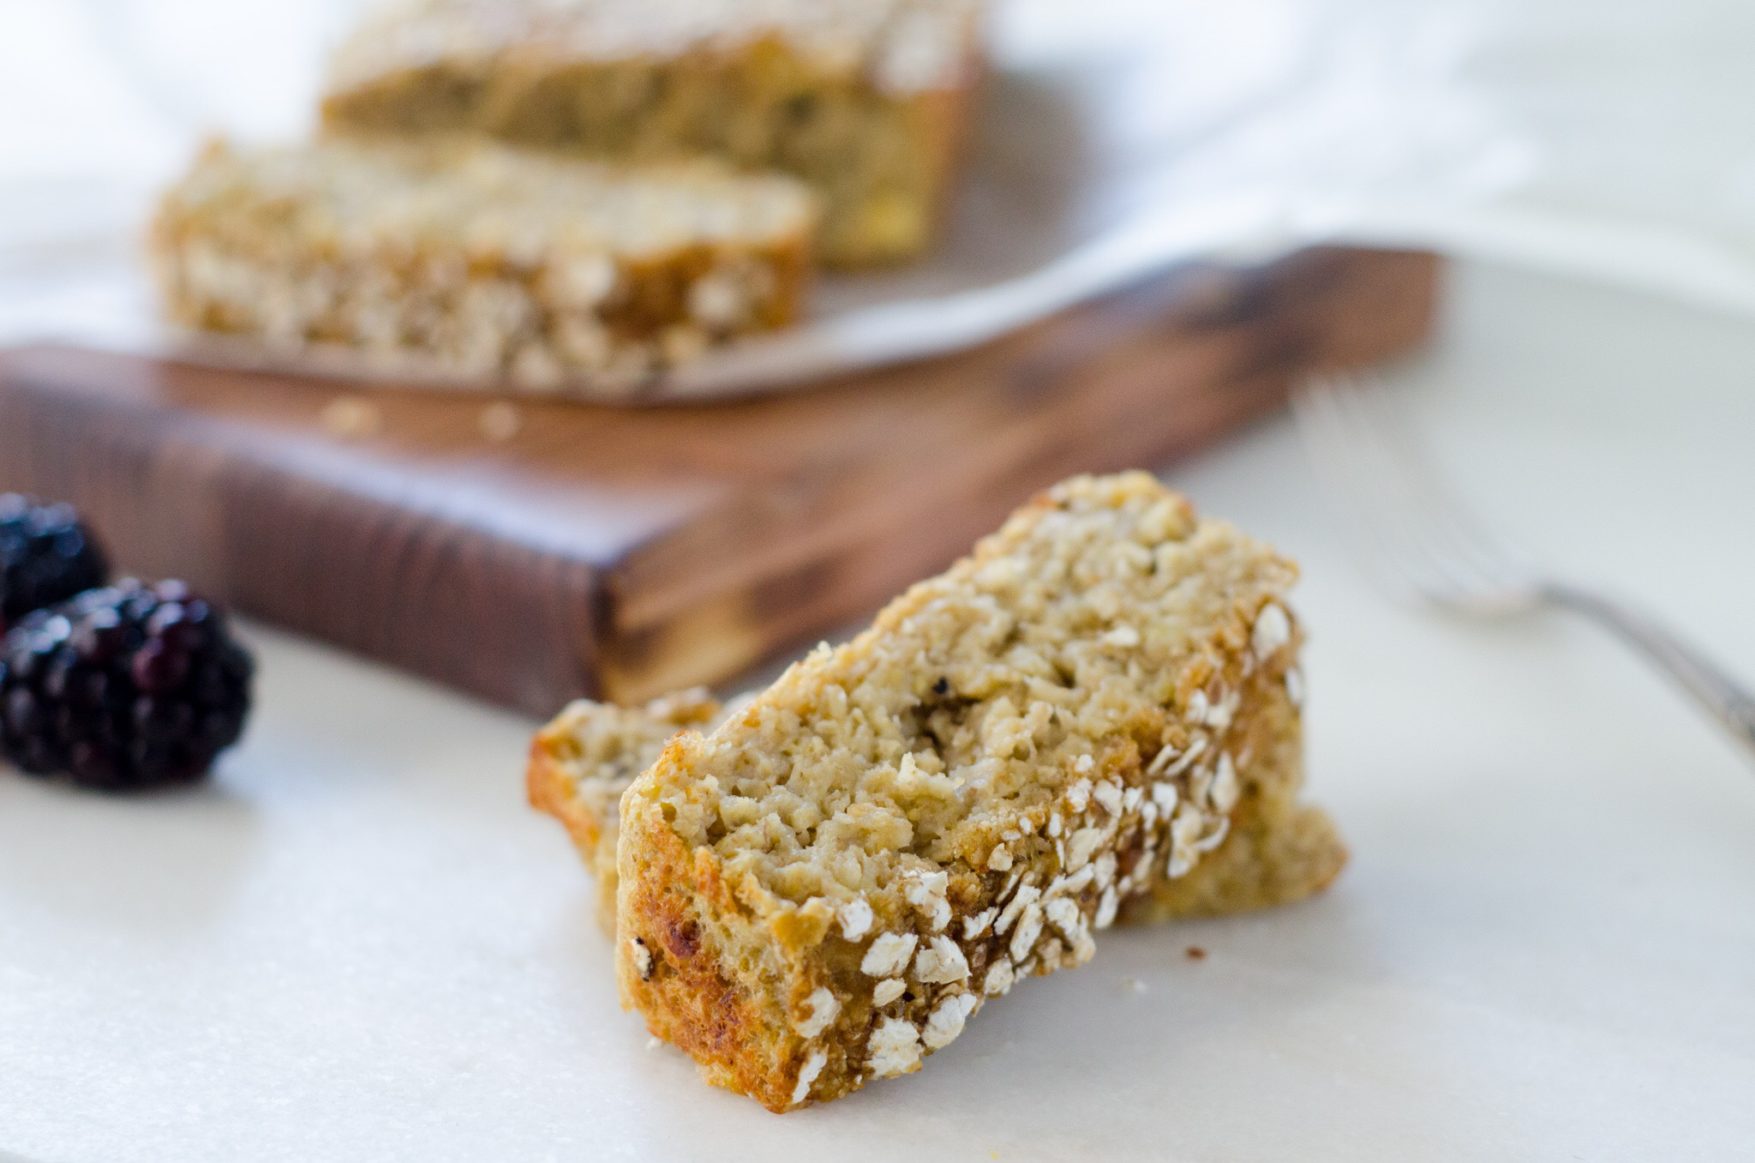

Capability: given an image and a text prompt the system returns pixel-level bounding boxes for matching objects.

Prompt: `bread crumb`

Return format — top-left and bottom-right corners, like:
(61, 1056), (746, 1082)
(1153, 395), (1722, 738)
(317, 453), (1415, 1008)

(478, 401), (523, 442)
(319, 396), (382, 440)
(1185, 945), (1207, 961)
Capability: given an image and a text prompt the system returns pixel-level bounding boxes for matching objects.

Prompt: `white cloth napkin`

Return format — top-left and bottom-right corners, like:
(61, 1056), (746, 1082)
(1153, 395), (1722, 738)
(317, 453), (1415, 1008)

(4, 0), (1754, 397)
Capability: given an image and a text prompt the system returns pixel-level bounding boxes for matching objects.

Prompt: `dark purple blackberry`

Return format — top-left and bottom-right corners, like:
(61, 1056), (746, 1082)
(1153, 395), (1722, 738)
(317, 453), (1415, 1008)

(0, 580), (254, 791)
(0, 494), (110, 632)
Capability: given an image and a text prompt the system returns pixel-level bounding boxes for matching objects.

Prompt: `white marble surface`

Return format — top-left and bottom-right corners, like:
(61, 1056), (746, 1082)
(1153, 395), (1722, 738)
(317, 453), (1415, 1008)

(4, 259), (1754, 1160)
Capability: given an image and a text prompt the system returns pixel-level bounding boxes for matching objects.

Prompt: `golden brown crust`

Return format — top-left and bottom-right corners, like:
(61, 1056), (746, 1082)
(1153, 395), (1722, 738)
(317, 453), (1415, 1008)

(526, 726), (621, 926)
(618, 785), (799, 1110)
(528, 691), (728, 928)
(526, 734), (602, 853)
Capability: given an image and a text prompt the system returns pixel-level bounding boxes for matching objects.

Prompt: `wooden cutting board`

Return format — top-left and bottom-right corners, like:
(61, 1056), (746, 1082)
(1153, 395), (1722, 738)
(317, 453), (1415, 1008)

(0, 247), (1438, 717)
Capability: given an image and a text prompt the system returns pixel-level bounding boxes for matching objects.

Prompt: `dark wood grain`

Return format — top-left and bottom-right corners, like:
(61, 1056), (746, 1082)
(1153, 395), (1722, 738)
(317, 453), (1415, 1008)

(0, 247), (1439, 715)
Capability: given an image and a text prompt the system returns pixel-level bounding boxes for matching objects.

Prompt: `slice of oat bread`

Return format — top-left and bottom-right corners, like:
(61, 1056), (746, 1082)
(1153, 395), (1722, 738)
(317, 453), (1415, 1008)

(151, 136), (816, 396)
(606, 472), (1334, 1110)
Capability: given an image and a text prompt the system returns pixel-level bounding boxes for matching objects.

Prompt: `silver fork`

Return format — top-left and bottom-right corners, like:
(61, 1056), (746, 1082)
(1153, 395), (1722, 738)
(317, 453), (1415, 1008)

(1292, 374), (1755, 757)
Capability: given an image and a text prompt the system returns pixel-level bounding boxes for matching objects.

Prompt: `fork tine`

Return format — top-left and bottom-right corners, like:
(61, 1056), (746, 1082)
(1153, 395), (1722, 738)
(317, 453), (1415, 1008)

(1327, 376), (1538, 589)
(1292, 375), (1461, 602)
(1301, 378), (1755, 758)
(1316, 377), (1522, 593)
(1292, 374), (1540, 613)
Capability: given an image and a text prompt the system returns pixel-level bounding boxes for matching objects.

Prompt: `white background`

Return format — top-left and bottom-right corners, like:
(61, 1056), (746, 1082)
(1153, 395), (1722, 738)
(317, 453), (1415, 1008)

(4, 0), (1755, 1158)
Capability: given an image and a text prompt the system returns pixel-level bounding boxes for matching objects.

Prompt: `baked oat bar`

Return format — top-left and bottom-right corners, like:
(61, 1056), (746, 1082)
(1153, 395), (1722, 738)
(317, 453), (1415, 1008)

(150, 137), (816, 396)
(320, 0), (984, 267)
(528, 672), (1341, 930)
(611, 472), (1328, 1111)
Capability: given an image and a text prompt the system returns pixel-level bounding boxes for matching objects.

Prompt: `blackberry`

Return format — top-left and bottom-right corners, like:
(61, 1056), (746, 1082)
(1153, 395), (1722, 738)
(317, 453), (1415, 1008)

(0, 580), (254, 791)
(0, 494), (110, 632)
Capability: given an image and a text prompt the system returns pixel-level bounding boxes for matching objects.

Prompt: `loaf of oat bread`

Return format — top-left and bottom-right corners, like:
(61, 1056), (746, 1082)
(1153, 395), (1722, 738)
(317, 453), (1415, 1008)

(320, 0), (983, 267)
(151, 137), (816, 395)
(610, 472), (1330, 1111)
(528, 670), (1341, 930)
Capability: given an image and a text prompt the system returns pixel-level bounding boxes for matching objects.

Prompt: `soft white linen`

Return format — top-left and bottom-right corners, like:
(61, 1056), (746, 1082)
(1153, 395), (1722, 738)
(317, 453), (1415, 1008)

(5, 0), (1755, 395)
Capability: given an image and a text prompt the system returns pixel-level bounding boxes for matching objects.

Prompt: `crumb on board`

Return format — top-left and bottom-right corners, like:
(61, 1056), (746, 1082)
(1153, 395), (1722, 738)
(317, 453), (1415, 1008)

(318, 395), (383, 440)
(478, 401), (523, 442)
(1185, 945), (1207, 961)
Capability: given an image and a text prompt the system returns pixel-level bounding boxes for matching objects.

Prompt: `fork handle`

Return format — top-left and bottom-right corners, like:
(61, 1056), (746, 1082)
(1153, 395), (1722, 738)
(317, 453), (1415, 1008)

(1544, 583), (1755, 757)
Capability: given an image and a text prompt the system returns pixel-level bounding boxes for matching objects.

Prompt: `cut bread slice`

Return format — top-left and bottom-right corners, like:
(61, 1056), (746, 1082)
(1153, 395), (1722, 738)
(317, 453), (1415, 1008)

(151, 136), (817, 396)
(588, 472), (1337, 1110)
(529, 689), (734, 928)
(319, 0), (984, 266)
